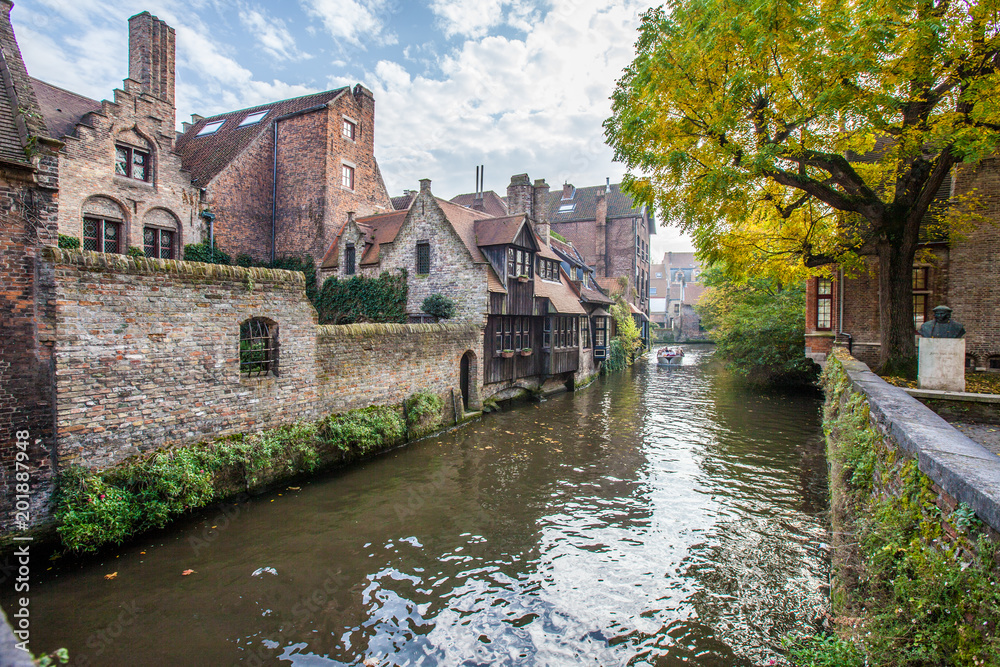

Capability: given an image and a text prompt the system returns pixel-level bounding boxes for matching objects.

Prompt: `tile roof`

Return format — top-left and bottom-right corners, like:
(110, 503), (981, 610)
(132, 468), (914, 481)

(685, 283), (707, 304)
(534, 271), (587, 314)
(175, 88), (347, 186)
(579, 284), (614, 305)
(663, 251), (699, 270)
(546, 182), (656, 233)
(30, 78), (100, 140)
(449, 190), (509, 218)
(0, 9), (46, 168)
(391, 192), (416, 210)
(435, 198), (493, 263)
(473, 214), (530, 247)
(358, 211), (408, 265)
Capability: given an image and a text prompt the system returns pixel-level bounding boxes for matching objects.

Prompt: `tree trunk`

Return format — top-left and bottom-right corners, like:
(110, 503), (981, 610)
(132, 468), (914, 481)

(876, 237), (918, 375)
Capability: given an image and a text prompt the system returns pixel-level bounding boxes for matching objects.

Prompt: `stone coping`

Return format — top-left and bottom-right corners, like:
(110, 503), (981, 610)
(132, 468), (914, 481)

(838, 354), (1000, 534)
(316, 321), (483, 338)
(904, 388), (1000, 404)
(42, 247), (306, 285)
(0, 608), (32, 667)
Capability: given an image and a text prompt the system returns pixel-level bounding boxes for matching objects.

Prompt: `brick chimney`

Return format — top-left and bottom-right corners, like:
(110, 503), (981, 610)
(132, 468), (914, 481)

(595, 187), (608, 276)
(507, 173), (533, 217)
(128, 12), (175, 122)
(532, 178), (550, 245)
(420, 178), (432, 193)
(562, 183), (575, 200)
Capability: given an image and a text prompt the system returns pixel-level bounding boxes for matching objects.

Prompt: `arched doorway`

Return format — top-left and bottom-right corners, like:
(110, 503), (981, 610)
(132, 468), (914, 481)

(460, 350), (479, 411)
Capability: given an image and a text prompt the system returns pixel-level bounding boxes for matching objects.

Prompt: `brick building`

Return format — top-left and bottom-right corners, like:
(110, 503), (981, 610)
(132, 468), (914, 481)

(541, 180), (655, 343)
(0, 0), (62, 525)
(321, 177), (610, 400)
(175, 84), (392, 265)
(30, 12), (200, 258)
(803, 161), (998, 370)
(649, 252), (708, 341)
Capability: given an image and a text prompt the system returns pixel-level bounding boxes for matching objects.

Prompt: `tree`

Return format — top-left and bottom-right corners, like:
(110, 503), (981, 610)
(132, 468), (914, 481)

(697, 264), (819, 386)
(606, 0), (1000, 372)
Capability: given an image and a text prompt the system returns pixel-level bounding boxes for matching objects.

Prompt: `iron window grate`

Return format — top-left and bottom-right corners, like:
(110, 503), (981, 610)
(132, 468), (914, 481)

(240, 319), (275, 376)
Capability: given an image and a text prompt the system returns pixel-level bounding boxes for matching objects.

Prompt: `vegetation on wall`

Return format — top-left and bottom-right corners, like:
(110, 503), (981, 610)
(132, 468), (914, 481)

(53, 406), (406, 554)
(183, 240), (231, 266)
(422, 293), (455, 320)
(57, 234), (80, 249)
(789, 357), (1000, 666)
(697, 264), (818, 387)
(317, 269), (408, 324)
(603, 295), (642, 374)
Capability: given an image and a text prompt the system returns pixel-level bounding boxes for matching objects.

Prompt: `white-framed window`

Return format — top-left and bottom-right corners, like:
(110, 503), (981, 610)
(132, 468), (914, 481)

(343, 117), (357, 140)
(196, 120), (225, 136)
(342, 163), (355, 190)
(239, 110), (269, 127)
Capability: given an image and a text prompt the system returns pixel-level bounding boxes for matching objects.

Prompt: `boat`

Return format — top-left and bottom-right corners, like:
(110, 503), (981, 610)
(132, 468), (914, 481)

(657, 346), (684, 366)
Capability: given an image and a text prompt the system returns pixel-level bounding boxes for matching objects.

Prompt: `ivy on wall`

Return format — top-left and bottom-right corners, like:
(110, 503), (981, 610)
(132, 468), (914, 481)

(317, 269), (408, 324)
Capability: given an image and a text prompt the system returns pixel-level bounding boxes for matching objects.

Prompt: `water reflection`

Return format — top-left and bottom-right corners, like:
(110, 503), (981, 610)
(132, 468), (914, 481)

(9, 348), (828, 665)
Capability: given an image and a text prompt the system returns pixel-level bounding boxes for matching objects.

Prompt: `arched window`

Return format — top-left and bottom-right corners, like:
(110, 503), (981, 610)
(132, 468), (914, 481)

(115, 128), (152, 182)
(82, 196), (127, 254)
(143, 208), (180, 259)
(240, 318), (277, 377)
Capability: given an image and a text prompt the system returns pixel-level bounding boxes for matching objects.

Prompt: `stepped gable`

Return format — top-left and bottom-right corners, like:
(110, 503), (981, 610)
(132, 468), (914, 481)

(175, 88), (347, 186)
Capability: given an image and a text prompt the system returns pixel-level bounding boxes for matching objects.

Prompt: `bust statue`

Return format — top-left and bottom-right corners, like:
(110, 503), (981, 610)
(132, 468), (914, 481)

(919, 305), (966, 338)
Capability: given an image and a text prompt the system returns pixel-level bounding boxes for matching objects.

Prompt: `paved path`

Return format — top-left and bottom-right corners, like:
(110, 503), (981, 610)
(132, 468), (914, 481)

(951, 422), (1000, 458)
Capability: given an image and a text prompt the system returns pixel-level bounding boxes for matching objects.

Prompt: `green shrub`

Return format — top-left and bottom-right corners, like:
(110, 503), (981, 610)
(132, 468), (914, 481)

(422, 293), (455, 319)
(317, 269), (408, 324)
(234, 253), (255, 267)
(127, 246), (145, 258)
(603, 338), (628, 373)
(317, 406), (404, 455)
(406, 391), (443, 426)
(183, 240), (231, 265)
(57, 234), (80, 249)
(784, 633), (865, 667)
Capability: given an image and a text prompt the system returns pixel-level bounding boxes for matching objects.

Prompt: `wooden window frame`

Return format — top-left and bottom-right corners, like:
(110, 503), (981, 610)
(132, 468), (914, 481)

(345, 244), (356, 275)
(83, 217), (122, 254)
(416, 241), (431, 275)
(115, 144), (150, 182)
(342, 118), (357, 141)
(341, 164), (355, 190)
(143, 226), (174, 259)
(581, 316), (590, 348)
(816, 278), (833, 330)
(912, 267), (930, 329)
(543, 317), (552, 349)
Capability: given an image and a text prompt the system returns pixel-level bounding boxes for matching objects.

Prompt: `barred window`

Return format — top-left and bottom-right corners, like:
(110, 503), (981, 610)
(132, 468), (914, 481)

(416, 242), (430, 274)
(143, 227), (174, 259)
(240, 318), (276, 377)
(83, 217), (121, 254)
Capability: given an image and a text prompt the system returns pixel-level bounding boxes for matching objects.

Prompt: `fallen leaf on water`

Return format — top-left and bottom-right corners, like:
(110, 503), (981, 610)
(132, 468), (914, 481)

(211, 526), (217, 529)
(288, 486), (300, 491)
(505, 431), (514, 435)
(140, 551), (146, 555)
(182, 569), (196, 576)
(104, 572), (117, 580)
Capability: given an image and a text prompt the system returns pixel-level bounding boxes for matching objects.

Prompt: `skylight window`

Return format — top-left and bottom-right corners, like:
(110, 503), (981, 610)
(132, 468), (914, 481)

(239, 110), (269, 127)
(196, 120), (225, 136)
(558, 203), (575, 212)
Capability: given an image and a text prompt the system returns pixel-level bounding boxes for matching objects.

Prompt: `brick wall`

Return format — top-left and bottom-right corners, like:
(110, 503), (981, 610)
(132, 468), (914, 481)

(207, 129), (273, 262)
(0, 162), (59, 527)
(274, 110), (328, 260)
(951, 158), (1000, 369)
(30, 248), (481, 479)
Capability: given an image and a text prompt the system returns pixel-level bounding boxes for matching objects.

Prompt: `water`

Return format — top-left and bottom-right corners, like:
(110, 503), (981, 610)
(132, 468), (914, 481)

(11, 348), (829, 666)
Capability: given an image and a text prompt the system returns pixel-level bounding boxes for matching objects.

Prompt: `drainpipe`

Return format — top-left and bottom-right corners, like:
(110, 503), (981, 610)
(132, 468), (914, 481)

(200, 210), (215, 261)
(270, 103), (331, 265)
(838, 267), (852, 356)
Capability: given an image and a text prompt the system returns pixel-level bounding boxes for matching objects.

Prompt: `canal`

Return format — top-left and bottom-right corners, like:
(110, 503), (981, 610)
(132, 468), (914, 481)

(15, 348), (829, 666)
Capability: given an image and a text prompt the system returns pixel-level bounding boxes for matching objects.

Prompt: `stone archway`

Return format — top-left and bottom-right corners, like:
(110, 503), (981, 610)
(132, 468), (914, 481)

(460, 350), (481, 411)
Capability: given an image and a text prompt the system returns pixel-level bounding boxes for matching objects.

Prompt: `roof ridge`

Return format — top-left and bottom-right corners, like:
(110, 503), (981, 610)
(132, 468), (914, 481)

(30, 77), (100, 105)
(197, 88), (347, 122)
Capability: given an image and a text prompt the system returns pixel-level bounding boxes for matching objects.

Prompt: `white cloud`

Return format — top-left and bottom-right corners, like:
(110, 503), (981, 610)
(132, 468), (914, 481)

(429, 0), (543, 39)
(239, 6), (311, 62)
(300, 0), (393, 46)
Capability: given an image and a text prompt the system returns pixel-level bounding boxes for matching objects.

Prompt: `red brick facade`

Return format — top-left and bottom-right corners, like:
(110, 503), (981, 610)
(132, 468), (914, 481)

(180, 85), (392, 265)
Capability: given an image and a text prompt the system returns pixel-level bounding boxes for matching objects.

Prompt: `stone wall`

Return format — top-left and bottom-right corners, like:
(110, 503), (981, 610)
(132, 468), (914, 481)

(831, 353), (1000, 540)
(5, 248), (481, 522)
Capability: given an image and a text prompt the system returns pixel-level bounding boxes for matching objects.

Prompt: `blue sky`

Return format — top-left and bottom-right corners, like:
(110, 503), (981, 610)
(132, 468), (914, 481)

(12, 0), (693, 254)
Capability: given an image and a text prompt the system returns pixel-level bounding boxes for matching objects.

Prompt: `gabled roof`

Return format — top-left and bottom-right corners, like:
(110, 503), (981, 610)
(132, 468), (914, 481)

(449, 190), (508, 218)
(546, 182), (656, 233)
(358, 211), (408, 266)
(391, 192), (416, 210)
(175, 88), (347, 186)
(0, 7), (50, 170)
(473, 214), (533, 247)
(30, 78), (101, 141)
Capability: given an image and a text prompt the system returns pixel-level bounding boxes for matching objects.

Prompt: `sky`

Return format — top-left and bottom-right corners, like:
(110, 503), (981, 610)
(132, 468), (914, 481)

(12, 0), (694, 256)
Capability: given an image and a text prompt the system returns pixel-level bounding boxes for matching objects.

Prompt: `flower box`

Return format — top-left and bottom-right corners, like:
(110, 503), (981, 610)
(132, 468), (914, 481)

(520, 349), (533, 357)
(500, 350), (515, 359)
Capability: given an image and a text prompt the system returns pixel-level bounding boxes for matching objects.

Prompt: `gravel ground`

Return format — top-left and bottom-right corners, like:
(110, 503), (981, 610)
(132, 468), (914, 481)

(951, 422), (1000, 458)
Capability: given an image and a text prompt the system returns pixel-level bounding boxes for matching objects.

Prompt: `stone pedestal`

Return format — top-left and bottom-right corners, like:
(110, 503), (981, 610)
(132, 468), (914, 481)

(918, 337), (966, 392)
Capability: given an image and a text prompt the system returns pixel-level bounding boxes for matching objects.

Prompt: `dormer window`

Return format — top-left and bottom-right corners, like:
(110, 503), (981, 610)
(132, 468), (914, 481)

(343, 118), (357, 140)
(239, 110), (269, 127)
(507, 247), (532, 278)
(115, 145), (149, 181)
(196, 120), (225, 136)
(538, 258), (560, 281)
